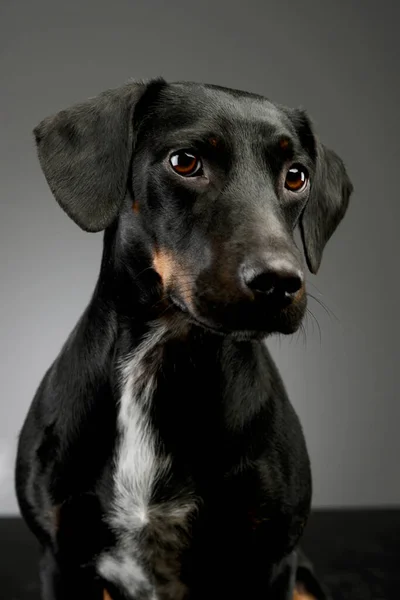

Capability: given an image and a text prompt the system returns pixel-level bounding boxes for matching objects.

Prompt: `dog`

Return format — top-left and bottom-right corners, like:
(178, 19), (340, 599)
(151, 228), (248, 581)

(15, 78), (352, 600)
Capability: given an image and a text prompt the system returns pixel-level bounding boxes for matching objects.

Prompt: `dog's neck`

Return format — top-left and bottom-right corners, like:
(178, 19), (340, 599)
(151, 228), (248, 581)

(83, 224), (277, 434)
(47, 222), (282, 506)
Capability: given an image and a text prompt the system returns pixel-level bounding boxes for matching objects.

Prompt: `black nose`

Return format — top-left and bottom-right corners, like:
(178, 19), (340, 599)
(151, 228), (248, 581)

(243, 259), (303, 299)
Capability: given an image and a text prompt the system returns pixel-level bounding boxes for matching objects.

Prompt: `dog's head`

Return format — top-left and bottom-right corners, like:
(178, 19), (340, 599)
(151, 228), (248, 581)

(34, 78), (352, 338)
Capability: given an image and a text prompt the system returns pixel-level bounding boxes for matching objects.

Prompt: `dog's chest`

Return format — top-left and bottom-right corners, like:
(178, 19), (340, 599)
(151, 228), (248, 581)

(97, 326), (197, 600)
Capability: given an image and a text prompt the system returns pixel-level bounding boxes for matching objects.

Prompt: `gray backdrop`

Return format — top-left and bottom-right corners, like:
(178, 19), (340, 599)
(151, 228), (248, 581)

(1, 0), (399, 515)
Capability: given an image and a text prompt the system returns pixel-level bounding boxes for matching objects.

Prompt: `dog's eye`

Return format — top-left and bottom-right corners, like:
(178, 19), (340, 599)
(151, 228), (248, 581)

(170, 151), (203, 177)
(285, 164), (308, 192)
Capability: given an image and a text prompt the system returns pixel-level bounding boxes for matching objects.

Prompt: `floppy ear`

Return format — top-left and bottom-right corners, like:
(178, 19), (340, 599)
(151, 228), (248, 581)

(34, 80), (161, 232)
(299, 136), (353, 274)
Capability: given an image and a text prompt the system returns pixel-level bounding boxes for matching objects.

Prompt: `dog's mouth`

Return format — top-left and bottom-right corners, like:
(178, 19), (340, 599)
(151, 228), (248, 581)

(169, 294), (231, 336)
(169, 293), (305, 340)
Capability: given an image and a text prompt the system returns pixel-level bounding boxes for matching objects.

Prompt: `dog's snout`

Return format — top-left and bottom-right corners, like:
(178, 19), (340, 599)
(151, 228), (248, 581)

(242, 258), (303, 300)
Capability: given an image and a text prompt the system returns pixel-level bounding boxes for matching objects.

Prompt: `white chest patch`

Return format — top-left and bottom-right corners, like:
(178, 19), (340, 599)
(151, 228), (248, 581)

(98, 324), (196, 599)
(112, 324), (171, 529)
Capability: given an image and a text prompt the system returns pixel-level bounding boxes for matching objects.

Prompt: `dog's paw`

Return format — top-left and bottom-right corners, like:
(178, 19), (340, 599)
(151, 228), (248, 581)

(293, 582), (317, 600)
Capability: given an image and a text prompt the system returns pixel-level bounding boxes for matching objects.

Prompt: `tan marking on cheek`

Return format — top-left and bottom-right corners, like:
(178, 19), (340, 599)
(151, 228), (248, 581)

(153, 250), (176, 286)
(103, 590), (113, 600)
(153, 249), (195, 310)
(132, 200), (140, 214)
(209, 136), (218, 147)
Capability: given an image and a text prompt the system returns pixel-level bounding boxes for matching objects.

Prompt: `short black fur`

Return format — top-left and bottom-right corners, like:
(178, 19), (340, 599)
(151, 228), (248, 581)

(16, 78), (352, 600)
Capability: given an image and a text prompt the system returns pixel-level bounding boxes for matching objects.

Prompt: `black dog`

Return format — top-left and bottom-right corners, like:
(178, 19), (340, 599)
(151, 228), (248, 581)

(15, 78), (352, 600)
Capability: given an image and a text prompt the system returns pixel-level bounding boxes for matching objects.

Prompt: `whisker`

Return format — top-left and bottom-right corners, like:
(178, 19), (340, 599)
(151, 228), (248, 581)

(134, 265), (155, 280)
(306, 280), (324, 295)
(297, 321), (307, 347)
(306, 292), (339, 323)
(306, 308), (322, 346)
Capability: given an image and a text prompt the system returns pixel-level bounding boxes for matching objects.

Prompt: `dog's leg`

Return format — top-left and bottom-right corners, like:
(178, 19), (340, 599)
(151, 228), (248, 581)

(15, 300), (118, 542)
(267, 550), (298, 600)
(40, 546), (103, 600)
(40, 548), (59, 600)
(268, 548), (329, 600)
(38, 495), (114, 600)
(293, 548), (330, 600)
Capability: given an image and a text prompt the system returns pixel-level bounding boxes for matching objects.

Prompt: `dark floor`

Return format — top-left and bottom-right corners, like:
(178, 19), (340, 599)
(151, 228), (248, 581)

(1, 510), (399, 599)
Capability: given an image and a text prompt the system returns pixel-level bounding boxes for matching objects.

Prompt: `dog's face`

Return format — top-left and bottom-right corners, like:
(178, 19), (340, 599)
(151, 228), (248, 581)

(34, 79), (352, 338)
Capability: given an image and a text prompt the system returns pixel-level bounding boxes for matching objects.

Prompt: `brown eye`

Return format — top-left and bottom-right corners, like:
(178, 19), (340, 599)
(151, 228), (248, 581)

(170, 151), (203, 177)
(285, 164), (308, 192)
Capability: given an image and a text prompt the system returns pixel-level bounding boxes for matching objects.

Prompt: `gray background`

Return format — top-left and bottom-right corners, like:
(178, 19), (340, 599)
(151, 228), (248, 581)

(1, 0), (399, 515)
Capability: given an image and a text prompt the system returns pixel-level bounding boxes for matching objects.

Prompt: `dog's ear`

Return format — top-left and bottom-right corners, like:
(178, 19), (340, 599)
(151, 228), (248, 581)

(289, 109), (353, 274)
(300, 141), (353, 274)
(33, 79), (164, 232)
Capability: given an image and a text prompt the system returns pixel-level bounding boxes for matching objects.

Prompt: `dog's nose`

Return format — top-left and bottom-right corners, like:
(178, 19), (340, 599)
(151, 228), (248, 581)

(242, 258), (303, 300)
